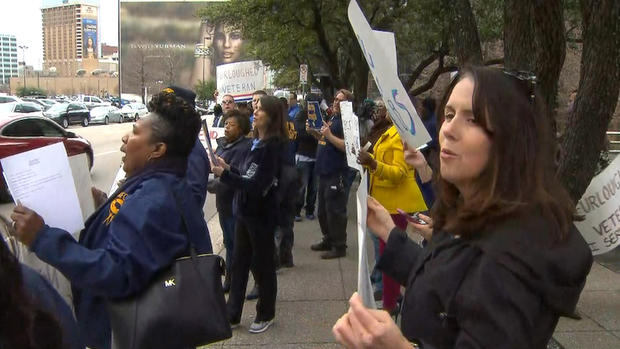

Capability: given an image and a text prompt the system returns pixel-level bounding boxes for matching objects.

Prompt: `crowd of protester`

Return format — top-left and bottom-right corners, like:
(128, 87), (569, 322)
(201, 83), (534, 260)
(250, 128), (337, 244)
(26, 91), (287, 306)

(2, 64), (593, 348)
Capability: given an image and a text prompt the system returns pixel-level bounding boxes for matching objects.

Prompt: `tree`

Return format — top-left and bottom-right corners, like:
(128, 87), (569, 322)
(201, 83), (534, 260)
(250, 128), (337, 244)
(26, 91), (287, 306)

(195, 79), (217, 102)
(16, 86), (46, 97)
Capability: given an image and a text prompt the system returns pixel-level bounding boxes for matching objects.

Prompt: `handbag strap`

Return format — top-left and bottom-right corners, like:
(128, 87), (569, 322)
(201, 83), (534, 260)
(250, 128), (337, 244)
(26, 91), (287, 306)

(168, 188), (198, 258)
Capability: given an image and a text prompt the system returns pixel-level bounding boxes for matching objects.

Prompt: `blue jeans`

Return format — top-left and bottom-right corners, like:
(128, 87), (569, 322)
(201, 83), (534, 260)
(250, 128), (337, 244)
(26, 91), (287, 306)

(295, 160), (317, 216)
(219, 214), (236, 276)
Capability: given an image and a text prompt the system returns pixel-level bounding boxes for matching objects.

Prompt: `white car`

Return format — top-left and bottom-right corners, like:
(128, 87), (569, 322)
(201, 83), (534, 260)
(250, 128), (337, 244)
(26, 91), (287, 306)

(80, 95), (111, 110)
(121, 103), (148, 122)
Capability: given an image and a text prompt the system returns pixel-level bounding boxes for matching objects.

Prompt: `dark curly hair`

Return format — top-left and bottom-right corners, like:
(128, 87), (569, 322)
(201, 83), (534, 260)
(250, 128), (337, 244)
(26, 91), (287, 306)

(147, 90), (201, 158)
(0, 238), (63, 349)
(223, 109), (251, 135)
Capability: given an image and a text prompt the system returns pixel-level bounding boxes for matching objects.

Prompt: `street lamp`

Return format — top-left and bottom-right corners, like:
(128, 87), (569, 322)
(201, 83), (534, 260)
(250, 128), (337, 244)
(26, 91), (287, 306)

(18, 45), (28, 88)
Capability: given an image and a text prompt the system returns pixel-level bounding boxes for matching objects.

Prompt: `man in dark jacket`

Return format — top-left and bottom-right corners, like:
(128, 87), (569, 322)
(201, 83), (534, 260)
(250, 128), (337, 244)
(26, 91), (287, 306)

(308, 89), (353, 259)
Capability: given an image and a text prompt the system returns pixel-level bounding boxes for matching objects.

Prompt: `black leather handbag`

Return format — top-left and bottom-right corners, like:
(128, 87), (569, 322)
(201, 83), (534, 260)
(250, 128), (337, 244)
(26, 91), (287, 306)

(107, 193), (231, 349)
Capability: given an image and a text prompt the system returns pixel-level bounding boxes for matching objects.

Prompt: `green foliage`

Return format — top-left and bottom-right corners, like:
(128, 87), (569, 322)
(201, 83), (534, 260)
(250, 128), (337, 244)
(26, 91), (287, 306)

(194, 79), (216, 102)
(16, 86), (46, 97)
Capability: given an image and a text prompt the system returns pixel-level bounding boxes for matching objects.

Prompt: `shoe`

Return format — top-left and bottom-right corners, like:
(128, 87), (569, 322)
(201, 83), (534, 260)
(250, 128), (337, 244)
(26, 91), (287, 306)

(294, 215), (303, 222)
(248, 319), (274, 334)
(230, 321), (240, 329)
(280, 260), (294, 268)
(310, 240), (331, 251)
(306, 213), (315, 220)
(246, 285), (259, 300)
(320, 248), (346, 259)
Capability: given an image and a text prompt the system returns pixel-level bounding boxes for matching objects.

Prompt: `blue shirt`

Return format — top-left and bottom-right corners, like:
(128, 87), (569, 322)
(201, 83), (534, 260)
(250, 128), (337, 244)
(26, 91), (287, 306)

(315, 114), (346, 176)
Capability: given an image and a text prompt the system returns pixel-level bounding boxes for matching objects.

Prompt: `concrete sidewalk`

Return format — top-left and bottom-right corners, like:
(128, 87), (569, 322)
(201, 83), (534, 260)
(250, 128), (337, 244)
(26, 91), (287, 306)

(203, 190), (620, 348)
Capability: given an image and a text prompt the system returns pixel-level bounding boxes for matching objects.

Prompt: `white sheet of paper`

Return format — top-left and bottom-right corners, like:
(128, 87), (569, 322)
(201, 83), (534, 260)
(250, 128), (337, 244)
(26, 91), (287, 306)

(1, 142), (84, 236)
(348, 0), (431, 148)
(356, 172), (376, 308)
(341, 101), (363, 173)
(68, 153), (95, 223)
(108, 166), (126, 197)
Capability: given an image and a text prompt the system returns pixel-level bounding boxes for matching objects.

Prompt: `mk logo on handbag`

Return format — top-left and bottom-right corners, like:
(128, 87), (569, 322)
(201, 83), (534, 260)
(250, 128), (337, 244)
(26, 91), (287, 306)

(164, 278), (176, 287)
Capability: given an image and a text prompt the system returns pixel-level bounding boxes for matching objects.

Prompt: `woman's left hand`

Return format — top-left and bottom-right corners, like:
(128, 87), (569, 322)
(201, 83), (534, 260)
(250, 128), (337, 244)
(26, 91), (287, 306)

(357, 149), (377, 170)
(333, 293), (413, 349)
(211, 165), (224, 177)
(408, 213), (434, 241)
(10, 203), (44, 247)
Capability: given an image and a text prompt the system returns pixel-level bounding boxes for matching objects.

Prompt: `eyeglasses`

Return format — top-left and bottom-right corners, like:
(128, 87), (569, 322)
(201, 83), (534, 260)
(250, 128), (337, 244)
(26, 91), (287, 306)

(222, 100), (235, 105)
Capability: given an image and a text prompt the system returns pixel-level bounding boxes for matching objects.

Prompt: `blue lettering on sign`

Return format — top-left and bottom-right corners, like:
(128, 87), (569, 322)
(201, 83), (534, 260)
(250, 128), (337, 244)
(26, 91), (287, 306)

(356, 34), (374, 68)
(391, 89), (416, 135)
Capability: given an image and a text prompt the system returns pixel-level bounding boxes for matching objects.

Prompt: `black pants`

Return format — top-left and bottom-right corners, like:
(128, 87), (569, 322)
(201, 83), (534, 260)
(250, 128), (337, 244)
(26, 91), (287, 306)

(276, 165), (299, 264)
(227, 215), (277, 323)
(317, 173), (348, 250)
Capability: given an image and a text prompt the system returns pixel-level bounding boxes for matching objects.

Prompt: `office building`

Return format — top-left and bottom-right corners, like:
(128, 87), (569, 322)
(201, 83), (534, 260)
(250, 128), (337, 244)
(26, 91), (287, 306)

(0, 34), (18, 84)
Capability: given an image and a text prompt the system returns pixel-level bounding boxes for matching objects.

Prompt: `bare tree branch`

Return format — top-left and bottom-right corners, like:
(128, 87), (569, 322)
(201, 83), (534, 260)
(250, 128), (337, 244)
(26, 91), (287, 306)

(405, 52), (440, 90)
(409, 56), (458, 96)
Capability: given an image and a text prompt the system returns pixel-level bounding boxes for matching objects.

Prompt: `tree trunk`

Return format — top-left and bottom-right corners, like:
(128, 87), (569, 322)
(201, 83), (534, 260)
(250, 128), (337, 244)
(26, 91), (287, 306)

(446, 0), (483, 66)
(558, 0), (620, 201)
(503, 0), (535, 71)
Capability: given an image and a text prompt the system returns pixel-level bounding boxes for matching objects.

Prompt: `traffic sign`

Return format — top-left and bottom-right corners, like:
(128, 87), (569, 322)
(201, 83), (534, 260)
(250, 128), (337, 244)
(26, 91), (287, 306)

(300, 64), (308, 84)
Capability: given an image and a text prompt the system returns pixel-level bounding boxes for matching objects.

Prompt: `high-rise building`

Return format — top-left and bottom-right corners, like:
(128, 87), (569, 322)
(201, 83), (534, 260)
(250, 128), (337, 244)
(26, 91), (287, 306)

(0, 34), (18, 85)
(41, 1), (99, 77)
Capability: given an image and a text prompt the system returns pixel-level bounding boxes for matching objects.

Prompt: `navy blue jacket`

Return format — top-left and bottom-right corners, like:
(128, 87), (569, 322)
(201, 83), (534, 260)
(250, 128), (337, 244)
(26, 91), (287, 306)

(210, 136), (252, 217)
(185, 138), (211, 208)
(30, 158), (213, 349)
(315, 114), (346, 176)
(220, 138), (283, 219)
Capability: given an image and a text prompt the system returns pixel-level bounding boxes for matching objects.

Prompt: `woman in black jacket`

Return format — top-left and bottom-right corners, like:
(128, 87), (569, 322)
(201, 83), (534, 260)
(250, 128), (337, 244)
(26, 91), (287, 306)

(333, 66), (593, 348)
(212, 95), (288, 334)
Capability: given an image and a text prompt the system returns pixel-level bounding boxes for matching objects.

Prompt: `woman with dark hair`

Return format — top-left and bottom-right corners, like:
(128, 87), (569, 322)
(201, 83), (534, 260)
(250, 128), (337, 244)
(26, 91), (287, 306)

(333, 66), (592, 348)
(212, 95), (287, 334)
(9, 90), (213, 349)
(208, 109), (252, 292)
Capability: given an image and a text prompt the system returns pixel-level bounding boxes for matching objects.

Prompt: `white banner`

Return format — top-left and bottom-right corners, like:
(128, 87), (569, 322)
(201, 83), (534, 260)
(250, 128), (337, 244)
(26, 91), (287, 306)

(356, 171), (376, 308)
(198, 127), (226, 152)
(575, 155), (620, 255)
(216, 60), (265, 102)
(347, 0), (431, 148)
(341, 101), (363, 172)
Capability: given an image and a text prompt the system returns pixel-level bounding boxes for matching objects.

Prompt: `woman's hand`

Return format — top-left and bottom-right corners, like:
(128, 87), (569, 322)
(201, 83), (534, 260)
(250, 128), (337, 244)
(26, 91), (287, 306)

(357, 149), (377, 170)
(10, 203), (45, 247)
(367, 196), (396, 242)
(333, 293), (413, 349)
(408, 213), (433, 241)
(403, 142), (427, 169)
(91, 187), (108, 208)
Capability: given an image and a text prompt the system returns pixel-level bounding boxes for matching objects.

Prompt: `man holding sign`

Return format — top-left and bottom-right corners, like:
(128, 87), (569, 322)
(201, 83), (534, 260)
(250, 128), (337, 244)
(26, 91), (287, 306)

(308, 89), (353, 259)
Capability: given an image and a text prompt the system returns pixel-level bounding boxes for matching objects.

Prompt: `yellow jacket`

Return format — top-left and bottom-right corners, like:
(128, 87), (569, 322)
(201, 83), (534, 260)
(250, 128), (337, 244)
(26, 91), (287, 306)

(367, 125), (427, 214)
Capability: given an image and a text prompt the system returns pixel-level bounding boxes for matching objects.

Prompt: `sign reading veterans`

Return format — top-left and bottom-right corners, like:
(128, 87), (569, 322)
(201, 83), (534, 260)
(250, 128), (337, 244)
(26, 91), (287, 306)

(574, 155), (620, 255)
(216, 60), (265, 103)
(347, 0), (431, 148)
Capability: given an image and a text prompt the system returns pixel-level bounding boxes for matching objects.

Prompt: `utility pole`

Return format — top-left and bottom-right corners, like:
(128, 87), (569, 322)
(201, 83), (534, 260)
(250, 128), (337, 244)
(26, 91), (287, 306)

(18, 45), (28, 90)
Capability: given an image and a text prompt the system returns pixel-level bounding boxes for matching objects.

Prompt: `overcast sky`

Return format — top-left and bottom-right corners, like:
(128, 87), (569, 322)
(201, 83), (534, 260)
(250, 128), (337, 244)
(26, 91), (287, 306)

(0, 0), (118, 70)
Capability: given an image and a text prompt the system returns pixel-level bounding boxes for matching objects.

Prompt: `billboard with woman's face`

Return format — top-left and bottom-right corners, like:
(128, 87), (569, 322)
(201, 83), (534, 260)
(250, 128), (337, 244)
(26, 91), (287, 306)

(82, 5), (98, 60)
(120, 0), (247, 96)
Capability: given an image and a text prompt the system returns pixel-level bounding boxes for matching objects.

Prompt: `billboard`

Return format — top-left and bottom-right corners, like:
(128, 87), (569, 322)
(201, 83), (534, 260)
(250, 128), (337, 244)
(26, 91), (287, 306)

(120, 0), (249, 97)
(82, 5), (98, 60)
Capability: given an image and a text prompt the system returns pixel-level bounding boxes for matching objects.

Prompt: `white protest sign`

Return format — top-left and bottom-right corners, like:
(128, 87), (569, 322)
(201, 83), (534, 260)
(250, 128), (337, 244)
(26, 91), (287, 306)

(198, 127), (226, 153)
(1, 142), (84, 236)
(216, 60), (265, 102)
(356, 171), (376, 308)
(575, 155), (620, 255)
(68, 153), (95, 223)
(341, 101), (363, 172)
(348, 0), (431, 148)
(374, 30), (398, 77)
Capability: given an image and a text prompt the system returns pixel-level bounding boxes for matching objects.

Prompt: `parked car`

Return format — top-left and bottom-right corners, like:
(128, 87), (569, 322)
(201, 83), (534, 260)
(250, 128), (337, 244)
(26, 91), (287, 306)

(79, 95), (111, 110)
(90, 106), (123, 125)
(0, 95), (21, 103)
(120, 103), (148, 121)
(43, 102), (91, 128)
(39, 99), (58, 107)
(0, 102), (44, 115)
(22, 98), (51, 111)
(0, 113), (93, 202)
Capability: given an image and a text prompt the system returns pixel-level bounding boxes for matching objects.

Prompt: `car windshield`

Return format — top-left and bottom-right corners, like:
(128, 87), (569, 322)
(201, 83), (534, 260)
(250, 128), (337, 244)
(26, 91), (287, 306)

(0, 103), (16, 113)
(91, 106), (108, 114)
(47, 103), (68, 112)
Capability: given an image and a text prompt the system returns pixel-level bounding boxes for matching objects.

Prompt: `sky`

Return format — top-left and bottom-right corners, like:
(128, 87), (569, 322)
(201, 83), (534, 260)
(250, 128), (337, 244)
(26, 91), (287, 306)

(0, 0), (118, 70)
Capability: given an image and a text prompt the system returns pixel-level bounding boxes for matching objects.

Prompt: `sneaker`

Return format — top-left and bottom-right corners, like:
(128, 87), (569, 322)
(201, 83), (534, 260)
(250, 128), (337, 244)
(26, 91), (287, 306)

(320, 248), (346, 259)
(306, 213), (315, 220)
(294, 215), (303, 222)
(246, 285), (259, 300)
(248, 319), (274, 334)
(310, 240), (331, 251)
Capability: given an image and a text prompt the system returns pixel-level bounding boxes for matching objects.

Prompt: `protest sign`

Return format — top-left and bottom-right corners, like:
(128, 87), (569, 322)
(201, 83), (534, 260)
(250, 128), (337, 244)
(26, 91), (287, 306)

(575, 155), (620, 255)
(198, 126), (225, 153)
(341, 101), (363, 172)
(306, 101), (324, 129)
(68, 153), (95, 224)
(216, 60), (265, 103)
(1, 142), (84, 236)
(356, 172), (376, 308)
(347, 0), (431, 148)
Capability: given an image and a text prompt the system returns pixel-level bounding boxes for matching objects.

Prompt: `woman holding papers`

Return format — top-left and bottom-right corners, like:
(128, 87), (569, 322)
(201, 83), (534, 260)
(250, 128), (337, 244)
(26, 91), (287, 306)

(333, 66), (592, 348)
(9, 90), (213, 349)
(357, 114), (431, 316)
(211, 95), (287, 334)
